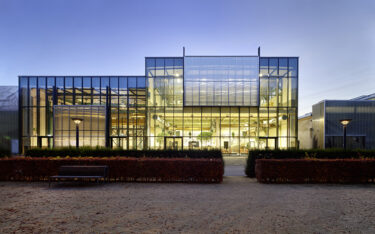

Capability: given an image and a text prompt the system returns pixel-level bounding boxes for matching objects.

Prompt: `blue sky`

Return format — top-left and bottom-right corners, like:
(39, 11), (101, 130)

(0, 0), (374, 115)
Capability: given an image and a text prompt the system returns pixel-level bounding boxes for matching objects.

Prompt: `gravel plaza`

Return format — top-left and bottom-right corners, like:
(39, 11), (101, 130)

(1, 157), (374, 233)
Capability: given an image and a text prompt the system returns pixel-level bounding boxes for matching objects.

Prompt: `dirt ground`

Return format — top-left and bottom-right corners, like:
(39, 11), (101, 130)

(1, 157), (374, 233)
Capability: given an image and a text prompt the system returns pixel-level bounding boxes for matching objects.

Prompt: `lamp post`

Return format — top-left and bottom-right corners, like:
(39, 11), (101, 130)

(340, 119), (352, 150)
(72, 118), (83, 148)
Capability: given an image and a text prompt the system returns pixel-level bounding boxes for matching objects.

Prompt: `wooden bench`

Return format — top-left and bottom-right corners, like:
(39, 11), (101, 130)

(49, 165), (108, 187)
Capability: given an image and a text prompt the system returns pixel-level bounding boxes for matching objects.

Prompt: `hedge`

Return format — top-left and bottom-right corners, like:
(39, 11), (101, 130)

(0, 147), (11, 158)
(0, 157), (224, 183)
(25, 148), (222, 159)
(256, 159), (375, 183)
(246, 149), (375, 178)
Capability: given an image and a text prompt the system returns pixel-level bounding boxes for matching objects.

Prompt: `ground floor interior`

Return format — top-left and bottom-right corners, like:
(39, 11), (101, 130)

(21, 105), (297, 154)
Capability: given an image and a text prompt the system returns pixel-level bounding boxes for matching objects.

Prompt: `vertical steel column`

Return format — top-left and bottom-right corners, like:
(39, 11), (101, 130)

(18, 77), (23, 154)
(53, 85), (57, 105)
(343, 125), (347, 150)
(76, 125), (79, 148)
(105, 86), (110, 148)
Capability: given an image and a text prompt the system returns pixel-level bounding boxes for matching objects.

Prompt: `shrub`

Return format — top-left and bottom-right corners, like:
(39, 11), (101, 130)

(25, 147), (222, 159)
(0, 147), (11, 158)
(255, 159), (375, 183)
(246, 149), (375, 178)
(0, 157), (224, 183)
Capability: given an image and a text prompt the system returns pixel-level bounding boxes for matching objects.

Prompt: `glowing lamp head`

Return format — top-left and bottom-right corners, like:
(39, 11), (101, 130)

(72, 118), (83, 125)
(340, 119), (352, 126)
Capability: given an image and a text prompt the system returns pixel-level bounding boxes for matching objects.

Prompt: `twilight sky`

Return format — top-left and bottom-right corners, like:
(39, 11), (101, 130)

(0, 0), (374, 115)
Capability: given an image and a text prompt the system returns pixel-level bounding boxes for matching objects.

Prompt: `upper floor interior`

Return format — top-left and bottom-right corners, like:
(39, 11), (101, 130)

(19, 53), (298, 109)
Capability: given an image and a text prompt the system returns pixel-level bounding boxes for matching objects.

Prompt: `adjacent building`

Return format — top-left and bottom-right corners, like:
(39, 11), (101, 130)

(19, 49), (299, 154)
(0, 86), (19, 153)
(299, 94), (375, 150)
(298, 112), (312, 149)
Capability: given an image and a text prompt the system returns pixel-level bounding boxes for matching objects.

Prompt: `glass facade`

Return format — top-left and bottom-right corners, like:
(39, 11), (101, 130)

(54, 105), (106, 147)
(258, 57), (298, 149)
(19, 76), (146, 151)
(19, 54), (298, 154)
(184, 56), (259, 106)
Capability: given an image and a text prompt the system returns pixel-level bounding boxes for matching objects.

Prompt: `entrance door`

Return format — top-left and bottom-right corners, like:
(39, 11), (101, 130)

(165, 137), (183, 150)
(111, 137), (128, 150)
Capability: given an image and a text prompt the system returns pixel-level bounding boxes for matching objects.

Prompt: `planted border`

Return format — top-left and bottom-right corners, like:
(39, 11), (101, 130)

(0, 157), (224, 183)
(246, 149), (375, 178)
(256, 159), (375, 183)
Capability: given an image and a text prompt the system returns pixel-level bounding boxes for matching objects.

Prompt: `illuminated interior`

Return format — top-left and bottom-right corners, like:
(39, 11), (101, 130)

(19, 55), (298, 154)
(54, 105), (106, 147)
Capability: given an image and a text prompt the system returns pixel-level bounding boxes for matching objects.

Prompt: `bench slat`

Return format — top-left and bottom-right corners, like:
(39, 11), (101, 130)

(58, 165), (108, 177)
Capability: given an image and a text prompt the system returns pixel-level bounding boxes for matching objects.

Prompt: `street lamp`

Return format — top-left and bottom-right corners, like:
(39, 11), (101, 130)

(340, 119), (352, 150)
(72, 118), (83, 148)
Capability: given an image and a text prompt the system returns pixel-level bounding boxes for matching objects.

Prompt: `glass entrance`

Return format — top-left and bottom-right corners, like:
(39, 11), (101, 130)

(111, 137), (128, 149)
(165, 137), (183, 150)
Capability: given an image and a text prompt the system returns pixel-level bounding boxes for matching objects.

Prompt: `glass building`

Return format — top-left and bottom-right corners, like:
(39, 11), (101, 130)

(19, 52), (298, 154)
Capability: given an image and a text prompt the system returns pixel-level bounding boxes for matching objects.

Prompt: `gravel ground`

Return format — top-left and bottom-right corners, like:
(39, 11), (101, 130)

(1, 158), (375, 233)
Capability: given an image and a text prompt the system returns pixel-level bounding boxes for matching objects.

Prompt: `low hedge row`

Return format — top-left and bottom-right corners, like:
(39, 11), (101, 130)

(0, 157), (224, 183)
(256, 159), (375, 183)
(0, 147), (11, 158)
(246, 149), (375, 177)
(25, 148), (222, 159)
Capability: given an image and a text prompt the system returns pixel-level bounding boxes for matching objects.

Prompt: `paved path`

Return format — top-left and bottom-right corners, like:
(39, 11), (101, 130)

(223, 156), (247, 176)
(224, 165), (246, 176)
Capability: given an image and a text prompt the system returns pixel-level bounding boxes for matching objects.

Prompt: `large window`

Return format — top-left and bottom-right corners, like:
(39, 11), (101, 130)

(184, 56), (259, 106)
(54, 105), (106, 147)
(146, 58), (183, 107)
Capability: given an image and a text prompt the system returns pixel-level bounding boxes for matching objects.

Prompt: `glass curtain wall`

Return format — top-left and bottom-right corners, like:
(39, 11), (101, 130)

(146, 56), (297, 153)
(146, 58), (183, 149)
(54, 105), (106, 147)
(19, 56), (298, 153)
(19, 76), (146, 151)
(20, 76), (43, 150)
(184, 56), (259, 106)
(109, 76), (146, 150)
(259, 57), (298, 148)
